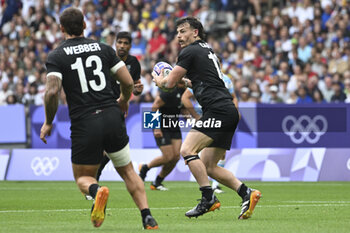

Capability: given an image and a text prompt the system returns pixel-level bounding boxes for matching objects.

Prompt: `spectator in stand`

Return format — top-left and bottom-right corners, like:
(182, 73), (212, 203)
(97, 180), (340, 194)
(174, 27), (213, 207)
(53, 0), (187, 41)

(299, 0), (314, 25)
(331, 81), (347, 103)
(296, 85), (313, 104)
(313, 89), (326, 104)
(146, 28), (167, 60)
(0, 0), (350, 106)
(329, 48), (348, 74)
(0, 82), (12, 105)
(306, 75), (321, 98)
(319, 76), (335, 102)
(239, 87), (250, 102)
(23, 82), (40, 105)
(278, 79), (290, 103)
(14, 82), (25, 104)
(5, 94), (17, 105)
(267, 85), (283, 104)
(140, 72), (158, 103)
(297, 37), (312, 63)
(130, 30), (147, 60)
(344, 78), (350, 103)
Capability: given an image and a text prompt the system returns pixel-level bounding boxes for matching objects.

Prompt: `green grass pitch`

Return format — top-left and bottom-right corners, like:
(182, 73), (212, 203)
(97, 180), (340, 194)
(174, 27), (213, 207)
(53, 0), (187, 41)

(0, 181), (349, 233)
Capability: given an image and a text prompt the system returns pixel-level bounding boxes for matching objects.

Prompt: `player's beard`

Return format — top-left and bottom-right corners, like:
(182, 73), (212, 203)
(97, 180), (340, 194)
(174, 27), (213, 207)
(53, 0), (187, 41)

(118, 50), (126, 58)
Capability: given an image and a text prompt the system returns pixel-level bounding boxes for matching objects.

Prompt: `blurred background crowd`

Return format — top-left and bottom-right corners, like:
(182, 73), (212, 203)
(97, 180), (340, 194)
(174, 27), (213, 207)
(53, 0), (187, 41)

(1, 0), (350, 106)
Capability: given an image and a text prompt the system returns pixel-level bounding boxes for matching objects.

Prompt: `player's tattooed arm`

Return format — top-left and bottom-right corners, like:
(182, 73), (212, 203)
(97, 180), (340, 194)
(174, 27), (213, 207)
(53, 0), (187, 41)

(41, 75), (61, 144)
(44, 75), (62, 124)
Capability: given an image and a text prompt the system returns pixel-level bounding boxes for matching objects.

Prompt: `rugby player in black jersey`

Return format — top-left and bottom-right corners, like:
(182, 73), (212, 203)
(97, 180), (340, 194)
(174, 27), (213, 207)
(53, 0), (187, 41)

(95, 31), (143, 182)
(40, 7), (158, 229)
(139, 83), (185, 191)
(153, 16), (261, 220)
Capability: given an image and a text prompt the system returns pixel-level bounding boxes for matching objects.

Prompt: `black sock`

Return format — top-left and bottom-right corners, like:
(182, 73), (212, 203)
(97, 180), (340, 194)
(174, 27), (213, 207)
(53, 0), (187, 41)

(200, 186), (213, 201)
(88, 183), (100, 199)
(237, 183), (249, 199)
(154, 175), (164, 186)
(143, 164), (150, 171)
(141, 208), (151, 220)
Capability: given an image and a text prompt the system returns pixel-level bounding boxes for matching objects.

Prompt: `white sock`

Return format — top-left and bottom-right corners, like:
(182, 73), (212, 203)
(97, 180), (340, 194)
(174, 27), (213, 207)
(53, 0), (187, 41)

(212, 180), (219, 189)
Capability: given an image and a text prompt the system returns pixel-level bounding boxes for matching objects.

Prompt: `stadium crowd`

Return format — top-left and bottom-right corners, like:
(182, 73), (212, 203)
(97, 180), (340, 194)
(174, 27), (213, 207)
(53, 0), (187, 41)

(0, 0), (350, 106)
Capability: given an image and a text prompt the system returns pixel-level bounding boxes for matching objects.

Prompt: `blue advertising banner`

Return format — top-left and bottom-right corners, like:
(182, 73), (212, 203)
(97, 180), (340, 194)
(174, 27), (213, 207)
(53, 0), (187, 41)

(30, 104), (145, 148)
(5, 148), (350, 181)
(256, 104), (349, 147)
(0, 105), (26, 143)
(29, 103), (350, 148)
(6, 149), (73, 181)
(30, 105), (71, 148)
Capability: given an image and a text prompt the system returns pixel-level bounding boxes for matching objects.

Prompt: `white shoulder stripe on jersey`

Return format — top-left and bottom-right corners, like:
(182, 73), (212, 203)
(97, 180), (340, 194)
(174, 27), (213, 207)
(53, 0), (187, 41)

(46, 72), (63, 80)
(110, 61), (125, 74)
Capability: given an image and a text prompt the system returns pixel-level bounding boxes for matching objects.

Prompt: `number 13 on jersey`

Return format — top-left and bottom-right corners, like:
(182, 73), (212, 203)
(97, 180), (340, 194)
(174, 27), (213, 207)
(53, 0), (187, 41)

(71, 55), (106, 93)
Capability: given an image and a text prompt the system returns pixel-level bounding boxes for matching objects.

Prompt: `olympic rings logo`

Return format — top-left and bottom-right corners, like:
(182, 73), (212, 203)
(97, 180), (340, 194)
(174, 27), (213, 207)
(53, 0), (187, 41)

(31, 157), (60, 176)
(282, 115), (328, 144)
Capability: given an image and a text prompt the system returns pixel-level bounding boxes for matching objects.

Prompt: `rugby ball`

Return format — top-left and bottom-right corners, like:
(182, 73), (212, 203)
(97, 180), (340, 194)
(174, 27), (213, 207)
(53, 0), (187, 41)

(153, 61), (173, 77)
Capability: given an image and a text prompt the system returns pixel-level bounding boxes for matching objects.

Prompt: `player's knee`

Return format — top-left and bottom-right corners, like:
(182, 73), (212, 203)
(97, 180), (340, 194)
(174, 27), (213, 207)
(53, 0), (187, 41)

(170, 154), (180, 164)
(115, 162), (134, 180)
(206, 166), (215, 177)
(180, 145), (195, 157)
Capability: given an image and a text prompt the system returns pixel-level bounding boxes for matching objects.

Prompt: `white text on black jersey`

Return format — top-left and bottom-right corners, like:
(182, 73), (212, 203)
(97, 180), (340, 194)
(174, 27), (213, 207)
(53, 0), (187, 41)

(63, 43), (101, 55)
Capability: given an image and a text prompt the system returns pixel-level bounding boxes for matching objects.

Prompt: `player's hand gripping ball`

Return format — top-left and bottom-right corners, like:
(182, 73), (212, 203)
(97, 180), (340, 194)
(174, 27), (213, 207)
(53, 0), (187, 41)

(153, 62), (174, 92)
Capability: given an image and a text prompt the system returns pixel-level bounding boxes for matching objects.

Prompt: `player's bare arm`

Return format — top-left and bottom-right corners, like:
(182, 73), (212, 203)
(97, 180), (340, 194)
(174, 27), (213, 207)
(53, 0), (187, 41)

(40, 75), (62, 143)
(153, 65), (187, 90)
(181, 89), (200, 120)
(151, 95), (165, 138)
(114, 65), (133, 115)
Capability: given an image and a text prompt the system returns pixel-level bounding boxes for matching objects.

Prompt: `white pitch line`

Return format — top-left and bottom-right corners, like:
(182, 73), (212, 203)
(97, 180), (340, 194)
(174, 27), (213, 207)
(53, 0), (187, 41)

(1, 203), (349, 214)
(281, 201), (350, 204)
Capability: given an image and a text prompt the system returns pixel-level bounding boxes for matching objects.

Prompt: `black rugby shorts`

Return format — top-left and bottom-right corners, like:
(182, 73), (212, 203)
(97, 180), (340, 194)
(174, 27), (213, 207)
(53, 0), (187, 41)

(71, 106), (129, 165)
(193, 104), (239, 150)
(155, 128), (182, 147)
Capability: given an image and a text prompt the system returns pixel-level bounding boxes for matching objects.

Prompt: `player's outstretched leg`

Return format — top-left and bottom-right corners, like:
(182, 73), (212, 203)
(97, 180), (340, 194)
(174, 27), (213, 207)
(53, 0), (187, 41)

(238, 185), (261, 220)
(117, 162), (159, 229)
(139, 164), (149, 181)
(90, 186), (109, 227)
(185, 186), (221, 218)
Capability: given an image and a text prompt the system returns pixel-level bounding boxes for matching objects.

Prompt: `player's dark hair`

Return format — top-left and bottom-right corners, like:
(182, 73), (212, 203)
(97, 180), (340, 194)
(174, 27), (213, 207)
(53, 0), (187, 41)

(117, 31), (132, 43)
(176, 16), (205, 40)
(59, 7), (84, 36)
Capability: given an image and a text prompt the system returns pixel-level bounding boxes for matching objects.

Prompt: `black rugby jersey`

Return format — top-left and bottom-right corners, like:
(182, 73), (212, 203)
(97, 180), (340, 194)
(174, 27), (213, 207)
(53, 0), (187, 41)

(46, 37), (124, 120)
(176, 40), (232, 111)
(159, 87), (185, 130)
(111, 54), (141, 98)
(159, 87), (185, 116)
